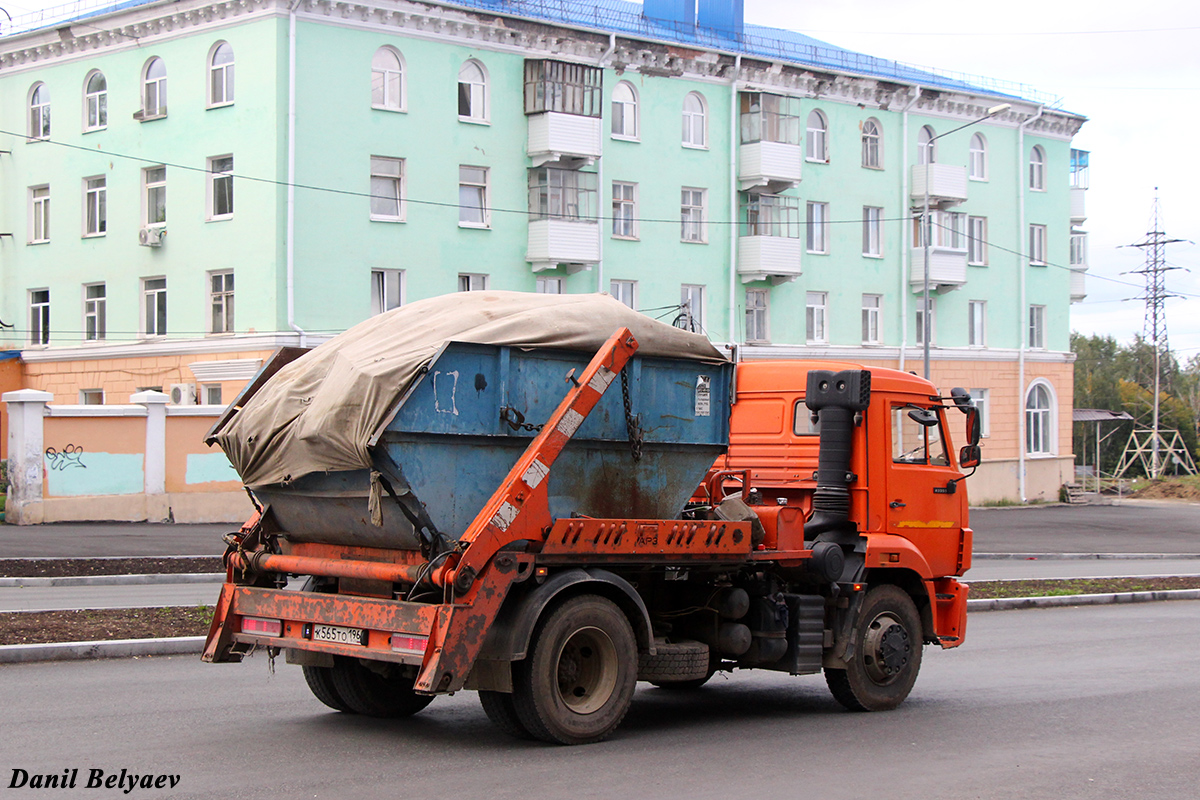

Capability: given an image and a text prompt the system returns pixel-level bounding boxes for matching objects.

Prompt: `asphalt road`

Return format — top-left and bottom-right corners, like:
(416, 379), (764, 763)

(1, 601), (1197, 799)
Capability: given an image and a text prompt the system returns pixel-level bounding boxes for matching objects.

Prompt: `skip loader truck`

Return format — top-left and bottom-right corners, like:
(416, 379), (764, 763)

(204, 292), (979, 744)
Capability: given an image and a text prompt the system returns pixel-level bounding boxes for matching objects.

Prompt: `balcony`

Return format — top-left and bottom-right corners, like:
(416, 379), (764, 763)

(1070, 267), (1087, 303)
(910, 164), (968, 206)
(910, 247), (968, 291)
(527, 219), (599, 273)
(1070, 187), (1087, 223)
(527, 112), (602, 167)
(738, 236), (802, 284)
(739, 141), (802, 193)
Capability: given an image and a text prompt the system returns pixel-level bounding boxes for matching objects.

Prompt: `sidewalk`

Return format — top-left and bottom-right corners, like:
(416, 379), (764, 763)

(0, 522), (228, 558)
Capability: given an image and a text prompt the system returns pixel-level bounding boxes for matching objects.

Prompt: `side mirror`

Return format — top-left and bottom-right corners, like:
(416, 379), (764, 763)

(965, 407), (982, 446)
(907, 407), (939, 427)
(950, 387), (973, 412)
(959, 444), (981, 469)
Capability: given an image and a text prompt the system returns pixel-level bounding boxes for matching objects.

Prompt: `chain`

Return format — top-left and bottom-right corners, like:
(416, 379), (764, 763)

(620, 367), (643, 461)
(499, 406), (544, 433)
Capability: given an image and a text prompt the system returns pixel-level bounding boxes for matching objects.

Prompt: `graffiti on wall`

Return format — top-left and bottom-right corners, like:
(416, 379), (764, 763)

(45, 444), (87, 471)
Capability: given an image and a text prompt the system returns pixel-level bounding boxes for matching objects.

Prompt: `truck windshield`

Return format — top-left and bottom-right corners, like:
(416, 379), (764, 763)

(892, 405), (949, 466)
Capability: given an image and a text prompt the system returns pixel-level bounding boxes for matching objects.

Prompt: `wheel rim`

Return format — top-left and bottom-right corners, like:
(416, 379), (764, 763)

(861, 611), (912, 685)
(554, 625), (619, 715)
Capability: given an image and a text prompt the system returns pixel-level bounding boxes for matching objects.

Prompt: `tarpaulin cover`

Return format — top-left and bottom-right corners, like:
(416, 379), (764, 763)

(215, 291), (726, 488)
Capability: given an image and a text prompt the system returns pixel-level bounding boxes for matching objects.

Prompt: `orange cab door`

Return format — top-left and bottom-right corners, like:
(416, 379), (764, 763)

(884, 402), (965, 577)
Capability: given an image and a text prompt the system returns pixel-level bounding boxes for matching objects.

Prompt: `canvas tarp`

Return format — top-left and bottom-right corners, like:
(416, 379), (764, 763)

(215, 291), (726, 488)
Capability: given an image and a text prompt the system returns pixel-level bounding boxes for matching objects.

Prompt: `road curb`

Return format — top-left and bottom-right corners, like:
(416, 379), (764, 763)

(967, 588), (1200, 612)
(0, 573), (223, 588)
(0, 636), (205, 664)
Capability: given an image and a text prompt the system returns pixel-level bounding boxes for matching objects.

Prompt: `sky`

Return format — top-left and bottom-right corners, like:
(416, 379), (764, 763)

(3, 0), (1198, 360)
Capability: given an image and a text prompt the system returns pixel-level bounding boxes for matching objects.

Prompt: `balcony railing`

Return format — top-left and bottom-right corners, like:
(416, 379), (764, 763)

(738, 236), (802, 283)
(527, 113), (602, 167)
(739, 141), (802, 193)
(909, 247), (967, 290)
(1070, 187), (1086, 223)
(910, 164), (968, 205)
(527, 219), (600, 273)
(1070, 267), (1087, 303)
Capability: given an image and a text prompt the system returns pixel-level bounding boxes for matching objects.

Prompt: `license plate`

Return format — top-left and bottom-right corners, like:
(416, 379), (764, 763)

(308, 624), (367, 646)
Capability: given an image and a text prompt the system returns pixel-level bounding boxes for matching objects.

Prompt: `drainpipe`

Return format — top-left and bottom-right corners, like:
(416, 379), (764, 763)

(898, 88), (922, 373)
(596, 35), (615, 293)
(287, 0), (307, 348)
(1017, 104), (1045, 502)
(727, 55), (741, 344)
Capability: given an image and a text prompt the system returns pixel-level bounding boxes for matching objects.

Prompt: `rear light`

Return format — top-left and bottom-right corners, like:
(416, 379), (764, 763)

(241, 616), (283, 637)
(390, 633), (429, 655)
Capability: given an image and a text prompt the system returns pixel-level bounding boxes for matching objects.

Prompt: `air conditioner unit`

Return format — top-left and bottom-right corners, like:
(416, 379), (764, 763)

(139, 227), (165, 247)
(169, 383), (196, 405)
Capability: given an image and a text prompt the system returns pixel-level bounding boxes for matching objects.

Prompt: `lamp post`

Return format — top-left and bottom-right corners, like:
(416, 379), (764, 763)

(921, 102), (1011, 380)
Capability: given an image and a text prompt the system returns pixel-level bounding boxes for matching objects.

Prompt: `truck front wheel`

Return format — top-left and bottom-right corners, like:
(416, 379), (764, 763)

(825, 585), (923, 712)
(330, 656), (434, 718)
(512, 594), (638, 745)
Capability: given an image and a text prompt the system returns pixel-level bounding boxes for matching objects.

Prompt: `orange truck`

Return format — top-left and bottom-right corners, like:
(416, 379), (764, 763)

(204, 320), (978, 745)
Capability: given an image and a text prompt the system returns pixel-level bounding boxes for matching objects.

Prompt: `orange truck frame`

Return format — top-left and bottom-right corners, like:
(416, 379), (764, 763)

(204, 329), (978, 744)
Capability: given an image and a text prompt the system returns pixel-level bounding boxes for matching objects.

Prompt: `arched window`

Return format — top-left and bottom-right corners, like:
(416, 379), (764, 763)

(611, 81), (638, 139)
(142, 57), (167, 118)
(1025, 381), (1054, 455)
(372, 46), (404, 110)
(84, 72), (107, 131)
(969, 133), (987, 179)
(1029, 145), (1046, 190)
(458, 60), (488, 121)
(918, 125), (936, 165)
(806, 109), (828, 162)
(29, 83), (50, 139)
(209, 42), (234, 106)
(682, 92), (707, 147)
(861, 118), (881, 168)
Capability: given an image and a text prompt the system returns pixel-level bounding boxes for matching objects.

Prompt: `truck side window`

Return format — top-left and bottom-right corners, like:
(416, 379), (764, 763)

(892, 405), (949, 466)
(792, 399), (821, 436)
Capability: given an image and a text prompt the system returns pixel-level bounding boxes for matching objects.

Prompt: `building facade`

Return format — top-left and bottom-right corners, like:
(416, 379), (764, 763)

(0, 0), (1086, 503)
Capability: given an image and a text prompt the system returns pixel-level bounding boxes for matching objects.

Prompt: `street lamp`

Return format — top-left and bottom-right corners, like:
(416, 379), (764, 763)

(921, 102), (1011, 380)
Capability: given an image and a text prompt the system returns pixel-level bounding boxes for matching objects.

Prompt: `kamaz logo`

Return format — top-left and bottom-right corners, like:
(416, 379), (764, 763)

(635, 525), (658, 547)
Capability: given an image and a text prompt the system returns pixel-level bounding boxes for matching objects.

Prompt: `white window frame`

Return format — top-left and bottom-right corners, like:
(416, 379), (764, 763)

(370, 156), (405, 222)
(861, 118), (882, 168)
(79, 389), (105, 405)
(28, 82), (50, 140)
(83, 176), (106, 237)
(142, 277), (167, 337)
(806, 109), (828, 163)
(968, 216), (988, 265)
(610, 279), (636, 309)
(30, 185), (50, 244)
(1070, 230), (1087, 266)
(968, 133), (988, 180)
(612, 181), (638, 239)
(745, 289), (769, 343)
(535, 277), (563, 294)
(1028, 304), (1046, 350)
(209, 270), (234, 334)
(681, 92), (707, 148)
(84, 283), (106, 342)
(1029, 145), (1046, 191)
(83, 71), (107, 132)
(806, 291), (828, 344)
(141, 57), (167, 119)
(969, 388), (990, 437)
(862, 206), (882, 257)
(916, 301), (936, 346)
(29, 289), (50, 346)
(1025, 380), (1056, 456)
(208, 41), (234, 107)
(806, 201), (829, 254)
(371, 268), (404, 314)
(861, 294), (881, 345)
(458, 273), (488, 292)
(917, 125), (936, 165)
(458, 165), (489, 228)
(681, 187), (707, 243)
(143, 166), (166, 227)
(1029, 224), (1047, 265)
(207, 155), (233, 221)
(458, 59), (489, 123)
(372, 46), (405, 112)
(968, 300), (986, 348)
(680, 284), (705, 333)
(611, 81), (638, 140)
(202, 385), (223, 405)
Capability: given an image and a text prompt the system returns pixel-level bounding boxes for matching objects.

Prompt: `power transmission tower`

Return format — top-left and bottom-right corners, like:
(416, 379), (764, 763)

(1122, 191), (1185, 477)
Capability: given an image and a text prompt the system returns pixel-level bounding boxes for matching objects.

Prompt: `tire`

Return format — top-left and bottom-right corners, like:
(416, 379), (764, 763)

(639, 639), (711, 685)
(302, 664), (355, 713)
(825, 585), (923, 712)
(330, 656), (435, 718)
(512, 594), (638, 745)
(479, 691), (535, 740)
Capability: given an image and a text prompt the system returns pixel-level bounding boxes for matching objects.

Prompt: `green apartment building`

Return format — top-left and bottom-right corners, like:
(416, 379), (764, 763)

(0, 0), (1087, 501)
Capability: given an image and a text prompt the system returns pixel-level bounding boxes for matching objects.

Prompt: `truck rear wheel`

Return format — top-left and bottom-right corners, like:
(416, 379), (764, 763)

(330, 656), (434, 718)
(512, 594), (638, 745)
(302, 665), (355, 713)
(825, 585), (922, 712)
(479, 691), (534, 740)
